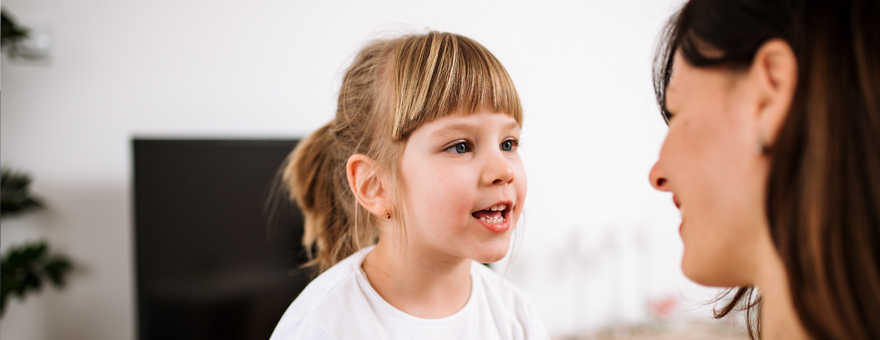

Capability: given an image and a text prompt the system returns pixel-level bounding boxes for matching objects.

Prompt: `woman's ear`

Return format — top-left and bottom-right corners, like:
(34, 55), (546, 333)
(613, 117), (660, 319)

(750, 39), (798, 146)
(346, 154), (390, 218)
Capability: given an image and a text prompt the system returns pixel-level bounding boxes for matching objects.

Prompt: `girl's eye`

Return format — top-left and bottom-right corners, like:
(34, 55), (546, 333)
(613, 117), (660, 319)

(500, 139), (518, 152)
(446, 141), (471, 154)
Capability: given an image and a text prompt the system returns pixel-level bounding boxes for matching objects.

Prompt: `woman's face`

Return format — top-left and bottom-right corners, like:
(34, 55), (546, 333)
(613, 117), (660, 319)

(649, 52), (772, 287)
(398, 111), (526, 264)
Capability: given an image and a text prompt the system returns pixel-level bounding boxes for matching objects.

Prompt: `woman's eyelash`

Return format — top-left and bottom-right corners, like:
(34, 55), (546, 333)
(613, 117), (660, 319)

(663, 110), (676, 123)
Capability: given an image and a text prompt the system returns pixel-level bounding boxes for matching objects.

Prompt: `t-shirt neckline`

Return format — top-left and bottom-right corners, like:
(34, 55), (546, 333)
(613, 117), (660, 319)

(352, 245), (479, 325)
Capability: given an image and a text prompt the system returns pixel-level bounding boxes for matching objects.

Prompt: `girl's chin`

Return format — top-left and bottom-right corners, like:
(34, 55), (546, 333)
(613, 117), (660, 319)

(471, 239), (511, 263)
(474, 253), (507, 264)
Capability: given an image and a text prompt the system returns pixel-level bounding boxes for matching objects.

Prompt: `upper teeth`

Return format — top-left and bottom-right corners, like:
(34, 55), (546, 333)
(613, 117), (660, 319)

(489, 204), (507, 211)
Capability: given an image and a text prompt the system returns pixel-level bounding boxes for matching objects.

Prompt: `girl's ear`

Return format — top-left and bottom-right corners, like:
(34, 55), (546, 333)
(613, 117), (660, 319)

(749, 39), (798, 146)
(346, 154), (391, 218)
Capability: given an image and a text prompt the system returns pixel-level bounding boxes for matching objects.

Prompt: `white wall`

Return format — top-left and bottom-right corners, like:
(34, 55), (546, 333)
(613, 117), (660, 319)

(1, 0), (724, 339)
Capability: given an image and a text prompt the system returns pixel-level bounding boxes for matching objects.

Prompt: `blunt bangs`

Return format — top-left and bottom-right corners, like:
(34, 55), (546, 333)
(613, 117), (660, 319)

(389, 32), (522, 141)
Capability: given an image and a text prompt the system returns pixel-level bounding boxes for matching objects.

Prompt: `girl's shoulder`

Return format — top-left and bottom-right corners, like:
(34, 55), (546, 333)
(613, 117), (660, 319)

(292, 247), (371, 308)
(270, 247), (374, 340)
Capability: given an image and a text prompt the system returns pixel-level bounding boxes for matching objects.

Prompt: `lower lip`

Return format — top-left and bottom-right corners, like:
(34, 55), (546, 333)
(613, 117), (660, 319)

(475, 216), (511, 233)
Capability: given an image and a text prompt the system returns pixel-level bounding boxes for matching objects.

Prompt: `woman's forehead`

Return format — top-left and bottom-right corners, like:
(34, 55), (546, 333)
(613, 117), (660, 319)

(665, 52), (688, 113)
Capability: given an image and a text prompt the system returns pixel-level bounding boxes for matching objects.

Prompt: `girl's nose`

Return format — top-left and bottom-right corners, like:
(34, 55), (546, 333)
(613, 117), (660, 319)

(649, 161), (670, 191)
(483, 153), (515, 185)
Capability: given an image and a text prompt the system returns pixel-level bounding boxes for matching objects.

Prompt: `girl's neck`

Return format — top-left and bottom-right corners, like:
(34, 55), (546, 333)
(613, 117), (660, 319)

(361, 238), (473, 319)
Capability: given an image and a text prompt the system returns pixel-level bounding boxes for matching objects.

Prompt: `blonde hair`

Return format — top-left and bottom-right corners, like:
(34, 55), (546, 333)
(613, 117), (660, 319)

(282, 31), (522, 273)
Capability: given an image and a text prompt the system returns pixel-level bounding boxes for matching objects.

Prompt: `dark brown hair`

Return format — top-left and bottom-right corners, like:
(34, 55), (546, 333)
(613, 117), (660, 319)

(654, 0), (880, 339)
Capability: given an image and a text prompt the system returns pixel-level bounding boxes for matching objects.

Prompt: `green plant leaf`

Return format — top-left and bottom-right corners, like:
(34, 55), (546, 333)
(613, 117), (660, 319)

(44, 258), (73, 286)
(0, 168), (44, 217)
(0, 241), (74, 316)
(1, 8), (29, 48)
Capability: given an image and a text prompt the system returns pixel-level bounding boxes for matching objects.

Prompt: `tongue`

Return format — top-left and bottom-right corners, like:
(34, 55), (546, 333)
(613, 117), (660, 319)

(473, 210), (502, 219)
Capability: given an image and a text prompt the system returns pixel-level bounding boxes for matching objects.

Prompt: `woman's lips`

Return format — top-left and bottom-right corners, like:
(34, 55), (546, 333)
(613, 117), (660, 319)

(673, 196), (683, 235)
(679, 206), (685, 235)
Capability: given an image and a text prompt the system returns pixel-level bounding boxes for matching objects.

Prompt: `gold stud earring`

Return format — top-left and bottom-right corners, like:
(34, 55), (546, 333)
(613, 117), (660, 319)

(385, 209), (391, 219)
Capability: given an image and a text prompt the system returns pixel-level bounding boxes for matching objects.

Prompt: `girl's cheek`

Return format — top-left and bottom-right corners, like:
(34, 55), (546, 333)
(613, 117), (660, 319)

(424, 170), (472, 212)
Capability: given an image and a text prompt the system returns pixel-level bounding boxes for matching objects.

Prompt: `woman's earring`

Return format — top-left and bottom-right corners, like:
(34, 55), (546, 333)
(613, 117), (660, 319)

(757, 135), (770, 155)
(385, 209), (391, 219)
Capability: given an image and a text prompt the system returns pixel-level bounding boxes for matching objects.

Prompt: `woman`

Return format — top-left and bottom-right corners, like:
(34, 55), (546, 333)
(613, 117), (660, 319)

(648, 0), (880, 339)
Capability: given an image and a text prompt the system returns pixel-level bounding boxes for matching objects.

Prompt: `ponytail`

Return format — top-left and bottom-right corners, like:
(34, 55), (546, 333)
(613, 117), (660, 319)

(282, 121), (374, 273)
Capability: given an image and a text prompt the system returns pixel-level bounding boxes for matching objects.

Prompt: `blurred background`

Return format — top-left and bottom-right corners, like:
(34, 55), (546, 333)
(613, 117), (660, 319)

(1, 0), (748, 339)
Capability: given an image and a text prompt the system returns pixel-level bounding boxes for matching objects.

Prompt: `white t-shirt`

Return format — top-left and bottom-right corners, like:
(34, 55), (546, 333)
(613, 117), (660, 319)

(270, 246), (550, 340)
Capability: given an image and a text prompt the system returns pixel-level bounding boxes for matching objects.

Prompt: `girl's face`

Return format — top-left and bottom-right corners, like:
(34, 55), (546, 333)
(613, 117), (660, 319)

(649, 52), (772, 287)
(398, 111), (526, 264)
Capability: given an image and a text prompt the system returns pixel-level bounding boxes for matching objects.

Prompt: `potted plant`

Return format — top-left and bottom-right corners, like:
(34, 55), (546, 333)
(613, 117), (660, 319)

(1, 168), (74, 316)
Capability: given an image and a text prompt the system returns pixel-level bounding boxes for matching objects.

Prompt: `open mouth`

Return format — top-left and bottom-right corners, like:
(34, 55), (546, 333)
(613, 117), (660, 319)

(471, 202), (510, 225)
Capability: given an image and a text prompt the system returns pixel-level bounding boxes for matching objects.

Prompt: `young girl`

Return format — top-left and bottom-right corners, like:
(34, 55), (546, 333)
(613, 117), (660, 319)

(269, 31), (548, 339)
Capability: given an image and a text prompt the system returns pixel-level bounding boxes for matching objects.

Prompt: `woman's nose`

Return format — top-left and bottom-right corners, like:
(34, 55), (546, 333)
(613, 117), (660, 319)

(649, 161), (670, 191)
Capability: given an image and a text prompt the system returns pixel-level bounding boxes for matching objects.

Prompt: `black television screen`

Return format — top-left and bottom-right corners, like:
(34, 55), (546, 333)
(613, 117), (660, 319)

(133, 139), (311, 340)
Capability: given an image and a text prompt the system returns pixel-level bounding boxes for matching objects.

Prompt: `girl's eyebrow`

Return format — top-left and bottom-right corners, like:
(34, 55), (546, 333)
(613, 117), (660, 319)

(503, 121), (522, 134)
(430, 123), (476, 139)
(430, 121), (521, 139)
